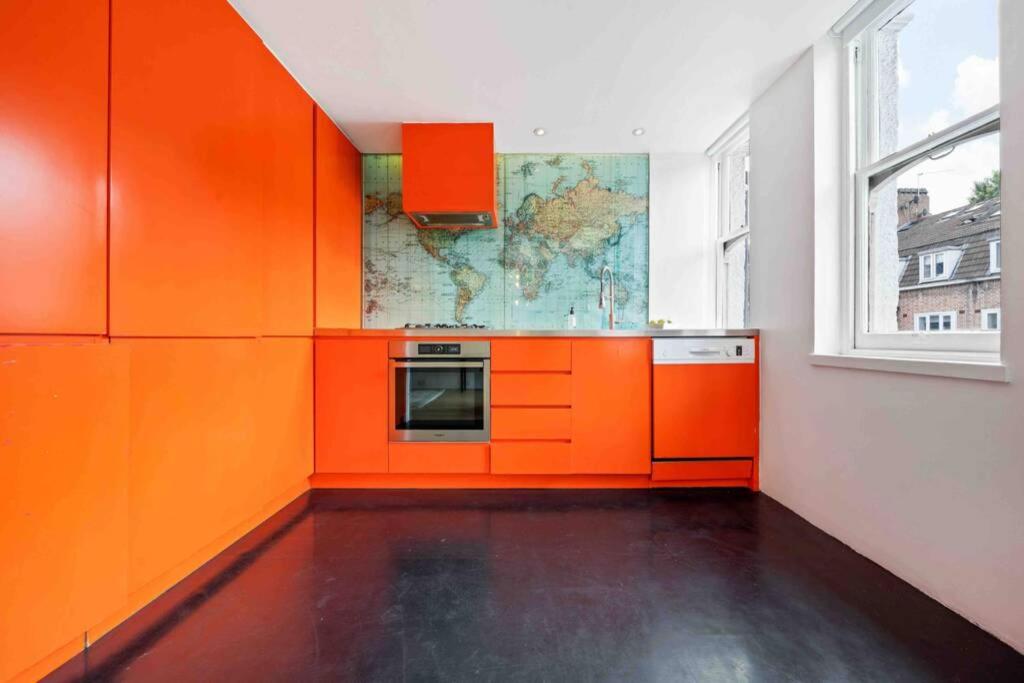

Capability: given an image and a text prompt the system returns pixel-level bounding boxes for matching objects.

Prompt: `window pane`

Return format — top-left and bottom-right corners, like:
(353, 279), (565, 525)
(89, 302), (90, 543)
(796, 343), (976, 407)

(867, 132), (1000, 333)
(726, 146), (750, 234)
(877, 0), (999, 155)
(723, 236), (749, 328)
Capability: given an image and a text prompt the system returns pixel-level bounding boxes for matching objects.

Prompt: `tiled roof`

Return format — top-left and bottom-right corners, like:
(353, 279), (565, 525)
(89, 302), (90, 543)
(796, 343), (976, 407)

(898, 198), (1000, 288)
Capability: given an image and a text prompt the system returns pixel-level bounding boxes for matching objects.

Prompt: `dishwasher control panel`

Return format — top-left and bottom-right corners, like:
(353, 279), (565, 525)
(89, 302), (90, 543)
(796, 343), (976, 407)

(653, 337), (756, 364)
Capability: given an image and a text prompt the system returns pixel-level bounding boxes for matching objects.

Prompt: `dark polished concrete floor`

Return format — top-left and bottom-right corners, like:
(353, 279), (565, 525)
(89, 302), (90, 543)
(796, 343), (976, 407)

(48, 489), (1024, 682)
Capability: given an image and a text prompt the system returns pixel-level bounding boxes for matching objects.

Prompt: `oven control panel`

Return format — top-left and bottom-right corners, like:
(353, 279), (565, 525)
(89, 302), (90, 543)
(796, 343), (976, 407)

(418, 343), (461, 355)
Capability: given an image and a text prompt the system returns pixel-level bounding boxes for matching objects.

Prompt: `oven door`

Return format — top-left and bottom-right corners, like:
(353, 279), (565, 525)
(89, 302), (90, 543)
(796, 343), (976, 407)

(389, 360), (490, 442)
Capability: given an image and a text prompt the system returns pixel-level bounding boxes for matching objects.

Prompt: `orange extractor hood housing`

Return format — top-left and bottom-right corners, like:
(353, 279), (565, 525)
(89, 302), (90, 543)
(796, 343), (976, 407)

(402, 122), (497, 229)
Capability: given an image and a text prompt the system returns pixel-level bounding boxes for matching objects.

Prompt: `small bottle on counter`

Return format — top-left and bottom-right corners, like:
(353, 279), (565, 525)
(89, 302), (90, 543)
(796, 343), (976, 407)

(568, 305), (577, 329)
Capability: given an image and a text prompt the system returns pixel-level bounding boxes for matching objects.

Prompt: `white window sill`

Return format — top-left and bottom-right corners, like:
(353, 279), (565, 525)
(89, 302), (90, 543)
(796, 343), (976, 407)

(810, 353), (1010, 383)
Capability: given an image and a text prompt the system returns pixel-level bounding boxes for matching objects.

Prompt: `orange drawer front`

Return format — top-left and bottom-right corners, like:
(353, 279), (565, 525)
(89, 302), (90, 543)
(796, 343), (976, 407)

(491, 441), (572, 475)
(389, 443), (490, 474)
(492, 407), (571, 440)
(492, 372), (571, 406)
(651, 459), (753, 482)
(491, 340), (571, 372)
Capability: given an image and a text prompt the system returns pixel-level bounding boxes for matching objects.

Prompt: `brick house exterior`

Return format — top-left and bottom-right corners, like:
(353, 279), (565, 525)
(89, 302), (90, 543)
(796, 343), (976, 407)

(896, 194), (1001, 332)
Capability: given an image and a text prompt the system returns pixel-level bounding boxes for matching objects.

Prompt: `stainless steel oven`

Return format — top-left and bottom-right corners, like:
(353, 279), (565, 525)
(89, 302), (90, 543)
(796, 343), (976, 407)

(388, 340), (490, 442)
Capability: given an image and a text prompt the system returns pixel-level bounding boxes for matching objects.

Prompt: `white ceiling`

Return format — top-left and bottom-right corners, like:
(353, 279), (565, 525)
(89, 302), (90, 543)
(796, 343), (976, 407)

(229, 0), (854, 154)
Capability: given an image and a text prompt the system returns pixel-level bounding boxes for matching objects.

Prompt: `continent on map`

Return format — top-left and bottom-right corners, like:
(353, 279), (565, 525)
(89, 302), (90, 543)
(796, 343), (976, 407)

(507, 160), (648, 304)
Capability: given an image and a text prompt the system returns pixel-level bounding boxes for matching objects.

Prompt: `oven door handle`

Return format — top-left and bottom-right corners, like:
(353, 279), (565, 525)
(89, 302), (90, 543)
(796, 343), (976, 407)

(391, 361), (486, 369)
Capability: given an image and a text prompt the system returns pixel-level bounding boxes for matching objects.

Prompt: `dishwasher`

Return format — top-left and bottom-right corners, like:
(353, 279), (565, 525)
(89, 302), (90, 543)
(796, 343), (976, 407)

(651, 337), (758, 487)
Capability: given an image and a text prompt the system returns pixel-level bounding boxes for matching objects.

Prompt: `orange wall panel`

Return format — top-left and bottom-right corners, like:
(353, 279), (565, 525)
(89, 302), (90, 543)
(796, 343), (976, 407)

(314, 108), (363, 329)
(117, 338), (312, 593)
(110, 0), (313, 336)
(571, 339), (651, 474)
(315, 338), (389, 473)
(0, 343), (130, 682)
(653, 363), (759, 459)
(0, 1), (108, 334)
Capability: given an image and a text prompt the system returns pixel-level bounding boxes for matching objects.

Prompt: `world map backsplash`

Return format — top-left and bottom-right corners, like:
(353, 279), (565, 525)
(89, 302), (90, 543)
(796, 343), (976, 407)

(362, 153), (650, 329)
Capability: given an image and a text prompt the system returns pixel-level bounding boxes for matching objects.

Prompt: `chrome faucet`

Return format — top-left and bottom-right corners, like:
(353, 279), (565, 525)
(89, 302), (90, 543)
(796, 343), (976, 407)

(598, 265), (615, 330)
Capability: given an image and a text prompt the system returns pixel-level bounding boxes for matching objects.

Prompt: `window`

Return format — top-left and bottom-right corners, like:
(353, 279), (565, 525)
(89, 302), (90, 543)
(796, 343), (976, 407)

(989, 240), (1001, 273)
(915, 312), (956, 332)
(918, 249), (960, 283)
(842, 0), (1000, 357)
(708, 117), (750, 328)
(982, 308), (1000, 331)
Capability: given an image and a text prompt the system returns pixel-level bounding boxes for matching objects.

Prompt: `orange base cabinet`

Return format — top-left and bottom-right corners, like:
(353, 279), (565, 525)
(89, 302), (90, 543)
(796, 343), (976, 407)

(491, 339), (571, 372)
(315, 338), (389, 473)
(389, 443), (490, 474)
(570, 339), (651, 474)
(491, 442), (572, 475)
(651, 460), (753, 482)
(653, 362), (758, 459)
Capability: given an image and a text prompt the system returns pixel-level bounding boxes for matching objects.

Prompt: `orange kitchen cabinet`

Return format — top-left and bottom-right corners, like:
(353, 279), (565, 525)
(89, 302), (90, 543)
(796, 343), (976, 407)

(117, 338), (311, 593)
(570, 339), (651, 474)
(110, 0), (313, 336)
(0, 0), (108, 334)
(491, 339), (571, 372)
(493, 407), (572, 441)
(258, 58), (315, 336)
(651, 460), (753, 482)
(389, 443), (490, 474)
(315, 338), (389, 473)
(315, 108), (363, 329)
(492, 372), (571, 406)
(491, 442), (572, 475)
(653, 363), (758, 458)
(0, 343), (130, 682)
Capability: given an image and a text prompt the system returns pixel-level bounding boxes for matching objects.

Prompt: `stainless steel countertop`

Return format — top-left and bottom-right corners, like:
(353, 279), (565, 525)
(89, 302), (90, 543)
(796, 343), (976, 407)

(316, 328), (759, 338)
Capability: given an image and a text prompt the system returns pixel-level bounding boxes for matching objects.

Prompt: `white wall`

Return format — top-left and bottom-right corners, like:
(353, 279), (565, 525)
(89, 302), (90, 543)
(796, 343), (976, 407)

(649, 153), (714, 327)
(749, 1), (1024, 652)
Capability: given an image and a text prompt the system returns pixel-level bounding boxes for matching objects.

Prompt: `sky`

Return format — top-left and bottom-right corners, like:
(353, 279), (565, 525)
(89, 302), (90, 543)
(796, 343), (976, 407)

(891, 0), (1000, 213)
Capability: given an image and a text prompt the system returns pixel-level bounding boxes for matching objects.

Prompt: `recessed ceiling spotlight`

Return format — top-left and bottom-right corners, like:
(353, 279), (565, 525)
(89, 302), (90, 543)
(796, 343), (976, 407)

(533, 127), (546, 136)
(632, 127), (646, 136)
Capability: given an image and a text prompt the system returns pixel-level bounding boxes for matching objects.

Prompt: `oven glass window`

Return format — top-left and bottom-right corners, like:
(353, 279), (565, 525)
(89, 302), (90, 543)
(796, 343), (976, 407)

(394, 365), (485, 431)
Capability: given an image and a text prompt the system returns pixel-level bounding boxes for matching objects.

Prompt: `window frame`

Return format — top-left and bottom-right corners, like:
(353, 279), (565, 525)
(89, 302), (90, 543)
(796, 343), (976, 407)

(915, 311), (956, 333)
(707, 115), (751, 329)
(989, 239), (1001, 273)
(982, 308), (1001, 331)
(840, 0), (1001, 359)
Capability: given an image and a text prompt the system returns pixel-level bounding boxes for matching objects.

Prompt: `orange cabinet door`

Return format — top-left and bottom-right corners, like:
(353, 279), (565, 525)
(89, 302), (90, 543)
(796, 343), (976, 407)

(491, 339), (571, 372)
(653, 364), (758, 459)
(492, 407), (571, 440)
(0, 0), (108, 334)
(389, 443), (490, 474)
(570, 339), (651, 474)
(315, 107), (362, 329)
(491, 442), (572, 475)
(315, 339), (389, 473)
(110, 0), (313, 336)
(491, 373), (571, 406)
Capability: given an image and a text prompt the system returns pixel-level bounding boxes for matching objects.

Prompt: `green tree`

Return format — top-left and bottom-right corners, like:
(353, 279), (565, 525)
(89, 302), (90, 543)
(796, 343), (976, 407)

(968, 170), (1000, 204)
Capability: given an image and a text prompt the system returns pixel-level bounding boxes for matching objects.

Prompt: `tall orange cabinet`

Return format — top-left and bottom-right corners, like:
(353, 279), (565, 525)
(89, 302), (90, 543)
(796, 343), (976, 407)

(0, 0), (109, 334)
(315, 338), (389, 473)
(109, 0), (313, 337)
(570, 339), (652, 474)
